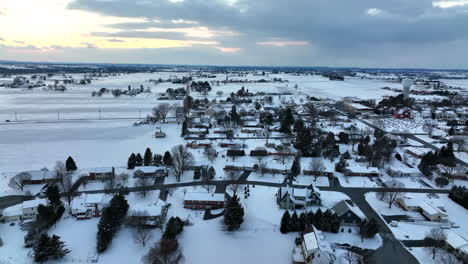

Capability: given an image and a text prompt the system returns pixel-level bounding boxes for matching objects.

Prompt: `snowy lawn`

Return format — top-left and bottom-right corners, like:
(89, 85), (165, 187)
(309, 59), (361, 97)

(248, 172), (285, 184)
(337, 174), (379, 188)
(323, 227), (383, 250)
(163, 186), (297, 264)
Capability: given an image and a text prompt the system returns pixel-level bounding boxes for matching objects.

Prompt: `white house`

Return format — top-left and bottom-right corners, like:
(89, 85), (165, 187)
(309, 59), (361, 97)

(129, 197), (168, 228)
(1, 198), (48, 222)
(293, 226), (336, 264)
(71, 193), (108, 219)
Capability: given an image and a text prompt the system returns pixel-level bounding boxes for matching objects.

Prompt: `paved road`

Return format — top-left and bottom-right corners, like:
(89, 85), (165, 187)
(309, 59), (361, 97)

(2, 172), (452, 264)
(0, 195), (33, 209)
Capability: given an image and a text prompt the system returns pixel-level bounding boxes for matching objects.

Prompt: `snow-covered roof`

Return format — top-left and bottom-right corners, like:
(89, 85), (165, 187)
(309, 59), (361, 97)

(184, 192), (225, 202)
(347, 164), (379, 174)
(85, 193), (104, 204)
(1, 204), (22, 217)
(26, 170), (55, 180)
(446, 231), (468, 253)
(130, 199), (166, 217)
(303, 232), (319, 254)
(332, 200), (366, 220)
(89, 167), (113, 173)
(345, 102), (372, 110)
(134, 166), (165, 173)
(22, 198), (48, 209)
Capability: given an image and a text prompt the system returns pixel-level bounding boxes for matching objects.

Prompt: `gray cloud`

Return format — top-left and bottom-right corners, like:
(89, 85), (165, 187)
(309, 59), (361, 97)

(80, 42), (98, 48)
(106, 38), (127, 42)
(19, 0), (468, 67)
(90, 31), (206, 41)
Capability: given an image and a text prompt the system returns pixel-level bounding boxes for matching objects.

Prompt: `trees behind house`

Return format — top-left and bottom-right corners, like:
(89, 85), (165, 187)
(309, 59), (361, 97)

(65, 156), (77, 172)
(449, 185), (468, 209)
(97, 194), (129, 253)
(163, 151), (173, 166)
(144, 148), (153, 166)
(171, 145), (194, 182)
(224, 194), (244, 231)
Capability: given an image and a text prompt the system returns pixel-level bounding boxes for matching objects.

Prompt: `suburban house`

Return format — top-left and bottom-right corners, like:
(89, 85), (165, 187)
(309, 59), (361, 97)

(186, 140), (212, 148)
(344, 164), (380, 177)
(20, 170), (56, 185)
(224, 162), (258, 172)
(183, 192), (225, 210)
(128, 197), (169, 228)
(331, 200), (366, 225)
(396, 197), (448, 222)
(0, 198), (48, 222)
(133, 166), (168, 178)
(187, 127), (209, 135)
(263, 162), (292, 175)
(445, 231), (468, 259)
(71, 193), (108, 220)
(391, 166), (421, 177)
(303, 158), (334, 177)
(292, 226), (336, 264)
(343, 102), (373, 114)
(277, 186), (321, 209)
(89, 167), (115, 181)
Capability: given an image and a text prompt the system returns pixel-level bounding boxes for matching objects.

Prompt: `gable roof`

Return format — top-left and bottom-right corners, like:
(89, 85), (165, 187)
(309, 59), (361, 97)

(331, 200), (366, 220)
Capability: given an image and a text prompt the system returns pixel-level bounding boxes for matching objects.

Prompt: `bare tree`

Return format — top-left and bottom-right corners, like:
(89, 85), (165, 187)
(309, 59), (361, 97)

(257, 162), (267, 176)
(8, 172), (31, 191)
(54, 161), (67, 183)
(204, 146), (217, 163)
(153, 103), (172, 123)
(143, 239), (182, 264)
(450, 137), (466, 152)
(201, 175), (214, 192)
(349, 125), (358, 152)
(309, 159), (325, 181)
(377, 180), (405, 208)
(119, 172), (130, 186)
(425, 228), (447, 260)
(171, 145), (194, 182)
(105, 175), (121, 195)
(226, 171), (241, 195)
(436, 251), (461, 264)
(423, 121), (435, 136)
(129, 210), (153, 247)
(60, 172), (74, 206)
(343, 251), (359, 264)
(440, 165), (455, 185)
(135, 177), (152, 197)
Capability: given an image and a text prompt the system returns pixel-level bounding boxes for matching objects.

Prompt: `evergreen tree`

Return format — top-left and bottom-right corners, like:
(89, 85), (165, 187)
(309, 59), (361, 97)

(335, 156), (348, 173)
(280, 108), (294, 134)
(280, 211), (291, 234)
(65, 156), (77, 171)
(294, 126), (313, 156)
(366, 218), (379, 238)
(163, 217), (184, 239)
(291, 156), (301, 177)
(208, 167), (216, 179)
(128, 153), (136, 169)
(224, 194), (244, 231)
(45, 185), (61, 206)
(230, 105), (239, 124)
(330, 213), (341, 233)
(299, 213), (307, 232)
(153, 154), (162, 166)
(314, 209), (323, 229)
(96, 194), (129, 253)
(33, 234), (70, 263)
(181, 119), (189, 136)
(143, 148), (153, 166)
(291, 211), (299, 232)
(135, 153), (143, 167)
(163, 151), (173, 166)
(448, 126), (455, 136)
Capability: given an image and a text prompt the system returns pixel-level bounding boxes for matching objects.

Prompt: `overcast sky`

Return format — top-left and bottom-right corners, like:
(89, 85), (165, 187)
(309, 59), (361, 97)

(1, 0), (468, 68)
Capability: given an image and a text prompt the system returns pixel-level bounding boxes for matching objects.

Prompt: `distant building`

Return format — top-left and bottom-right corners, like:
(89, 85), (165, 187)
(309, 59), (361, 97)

(89, 167), (115, 181)
(393, 109), (411, 119)
(133, 166), (168, 178)
(183, 192), (225, 210)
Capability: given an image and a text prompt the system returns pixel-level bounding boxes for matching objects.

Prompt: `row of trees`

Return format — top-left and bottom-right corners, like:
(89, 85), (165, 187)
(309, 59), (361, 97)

(280, 209), (340, 234)
(449, 185), (468, 209)
(418, 142), (457, 177)
(128, 149), (173, 169)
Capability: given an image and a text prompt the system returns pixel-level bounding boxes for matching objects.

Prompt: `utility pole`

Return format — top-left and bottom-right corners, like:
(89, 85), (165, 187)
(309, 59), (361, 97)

(57, 111), (60, 120)
(139, 110), (141, 120)
(14, 111), (17, 121)
(98, 109), (101, 120)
